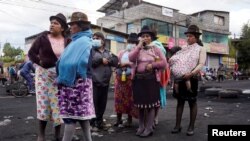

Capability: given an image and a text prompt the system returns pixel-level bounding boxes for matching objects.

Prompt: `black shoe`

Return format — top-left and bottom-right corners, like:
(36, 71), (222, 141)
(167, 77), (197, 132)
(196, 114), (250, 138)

(171, 127), (182, 134)
(113, 120), (123, 127)
(135, 128), (145, 136)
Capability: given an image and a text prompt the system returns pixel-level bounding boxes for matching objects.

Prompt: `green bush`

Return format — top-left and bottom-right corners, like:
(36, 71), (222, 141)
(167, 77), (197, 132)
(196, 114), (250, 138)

(2, 56), (14, 63)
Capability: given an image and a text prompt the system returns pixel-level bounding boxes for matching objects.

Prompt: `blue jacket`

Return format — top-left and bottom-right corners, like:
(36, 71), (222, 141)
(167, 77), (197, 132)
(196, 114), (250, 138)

(57, 29), (92, 87)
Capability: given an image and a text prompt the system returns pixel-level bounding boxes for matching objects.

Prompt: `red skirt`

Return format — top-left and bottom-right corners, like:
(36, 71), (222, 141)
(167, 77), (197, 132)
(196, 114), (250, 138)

(114, 75), (138, 118)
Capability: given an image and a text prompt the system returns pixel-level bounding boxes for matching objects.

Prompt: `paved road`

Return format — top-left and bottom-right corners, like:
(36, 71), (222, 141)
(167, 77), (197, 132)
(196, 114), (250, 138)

(0, 80), (249, 141)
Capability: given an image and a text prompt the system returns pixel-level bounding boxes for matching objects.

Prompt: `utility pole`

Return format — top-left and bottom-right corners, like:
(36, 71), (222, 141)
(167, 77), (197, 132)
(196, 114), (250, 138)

(174, 21), (177, 46)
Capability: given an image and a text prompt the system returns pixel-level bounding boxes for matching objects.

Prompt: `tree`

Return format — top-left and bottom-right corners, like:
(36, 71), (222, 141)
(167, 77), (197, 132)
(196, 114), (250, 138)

(228, 38), (236, 58)
(2, 43), (23, 59)
(235, 23), (250, 70)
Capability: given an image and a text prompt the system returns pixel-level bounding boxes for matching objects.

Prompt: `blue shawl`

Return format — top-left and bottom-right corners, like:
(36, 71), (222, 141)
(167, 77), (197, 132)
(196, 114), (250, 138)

(57, 29), (92, 86)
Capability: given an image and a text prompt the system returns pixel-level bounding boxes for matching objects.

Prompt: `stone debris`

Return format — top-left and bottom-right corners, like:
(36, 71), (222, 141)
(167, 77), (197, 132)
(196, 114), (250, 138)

(242, 89), (250, 94)
(118, 124), (124, 128)
(110, 114), (117, 118)
(105, 123), (112, 127)
(108, 128), (115, 133)
(91, 132), (103, 137)
(26, 116), (35, 120)
(205, 107), (213, 110)
(3, 116), (13, 119)
(0, 119), (11, 126)
(204, 113), (210, 117)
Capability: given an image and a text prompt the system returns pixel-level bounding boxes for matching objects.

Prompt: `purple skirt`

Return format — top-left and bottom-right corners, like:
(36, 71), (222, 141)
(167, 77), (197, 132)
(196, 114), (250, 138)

(58, 78), (96, 120)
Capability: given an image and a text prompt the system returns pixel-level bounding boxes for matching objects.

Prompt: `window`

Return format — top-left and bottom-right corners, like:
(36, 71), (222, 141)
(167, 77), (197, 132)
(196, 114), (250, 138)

(178, 26), (188, 39)
(127, 23), (134, 34)
(214, 15), (225, 25)
(202, 31), (228, 44)
(141, 19), (173, 36)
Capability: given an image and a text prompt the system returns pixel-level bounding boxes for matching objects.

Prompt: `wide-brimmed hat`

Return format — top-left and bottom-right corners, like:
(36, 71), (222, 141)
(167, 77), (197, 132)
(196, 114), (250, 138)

(68, 12), (90, 25)
(184, 25), (202, 35)
(138, 25), (155, 37)
(50, 13), (68, 30)
(128, 33), (138, 43)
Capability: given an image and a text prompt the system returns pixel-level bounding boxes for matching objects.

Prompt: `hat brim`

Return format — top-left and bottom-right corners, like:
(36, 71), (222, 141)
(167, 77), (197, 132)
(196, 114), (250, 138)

(50, 16), (68, 29)
(128, 39), (139, 43)
(184, 31), (202, 35)
(138, 31), (155, 37)
(68, 21), (91, 25)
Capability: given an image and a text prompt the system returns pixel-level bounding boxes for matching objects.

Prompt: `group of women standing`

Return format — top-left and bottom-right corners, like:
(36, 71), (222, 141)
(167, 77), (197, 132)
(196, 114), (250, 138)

(114, 24), (206, 137)
(29, 12), (96, 141)
(28, 11), (206, 141)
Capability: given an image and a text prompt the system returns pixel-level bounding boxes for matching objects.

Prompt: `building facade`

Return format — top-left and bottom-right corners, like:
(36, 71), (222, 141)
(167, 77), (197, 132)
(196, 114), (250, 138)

(97, 0), (230, 69)
(24, 24), (128, 56)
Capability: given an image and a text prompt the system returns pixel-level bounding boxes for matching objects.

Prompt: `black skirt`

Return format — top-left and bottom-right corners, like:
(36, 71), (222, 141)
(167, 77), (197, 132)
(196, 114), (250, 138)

(173, 77), (198, 102)
(132, 72), (160, 108)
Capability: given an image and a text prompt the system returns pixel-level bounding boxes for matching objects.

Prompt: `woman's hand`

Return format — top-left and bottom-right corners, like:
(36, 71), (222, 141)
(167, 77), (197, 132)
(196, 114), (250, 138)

(103, 58), (109, 65)
(146, 63), (153, 71)
(183, 72), (194, 80)
(138, 38), (146, 49)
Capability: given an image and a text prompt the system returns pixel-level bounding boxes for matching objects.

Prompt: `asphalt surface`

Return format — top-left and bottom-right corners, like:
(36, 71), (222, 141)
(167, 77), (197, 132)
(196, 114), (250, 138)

(0, 80), (250, 141)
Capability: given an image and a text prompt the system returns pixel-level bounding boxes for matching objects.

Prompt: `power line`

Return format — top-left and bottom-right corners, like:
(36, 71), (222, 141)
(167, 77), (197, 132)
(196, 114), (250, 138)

(12, 0), (105, 17)
(28, 0), (98, 13)
(0, 9), (45, 30)
(0, 1), (58, 13)
(0, 1), (142, 25)
(0, 1), (105, 19)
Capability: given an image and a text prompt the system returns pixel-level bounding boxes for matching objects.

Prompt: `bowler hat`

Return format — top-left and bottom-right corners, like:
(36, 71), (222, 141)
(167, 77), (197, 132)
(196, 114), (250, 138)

(50, 13), (68, 30)
(68, 12), (90, 25)
(128, 33), (138, 43)
(138, 25), (155, 37)
(184, 25), (202, 35)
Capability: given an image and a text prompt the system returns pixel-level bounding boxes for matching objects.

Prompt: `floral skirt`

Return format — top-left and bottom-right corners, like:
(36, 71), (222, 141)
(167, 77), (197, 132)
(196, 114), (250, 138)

(58, 78), (96, 120)
(114, 75), (138, 118)
(35, 66), (61, 126)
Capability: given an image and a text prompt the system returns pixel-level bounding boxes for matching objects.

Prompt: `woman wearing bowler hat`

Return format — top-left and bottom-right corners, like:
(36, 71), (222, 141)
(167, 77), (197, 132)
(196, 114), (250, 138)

(170, 25), (206, 136)
(56, 12), (95, 141)
(113, 33), (139, 127)
(129, 26), (167, 137)
(28, 13), (69, 141)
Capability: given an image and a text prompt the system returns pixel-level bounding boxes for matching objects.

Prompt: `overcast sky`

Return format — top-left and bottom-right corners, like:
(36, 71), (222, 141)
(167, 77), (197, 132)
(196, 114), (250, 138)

(0, 0), (250, 49)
